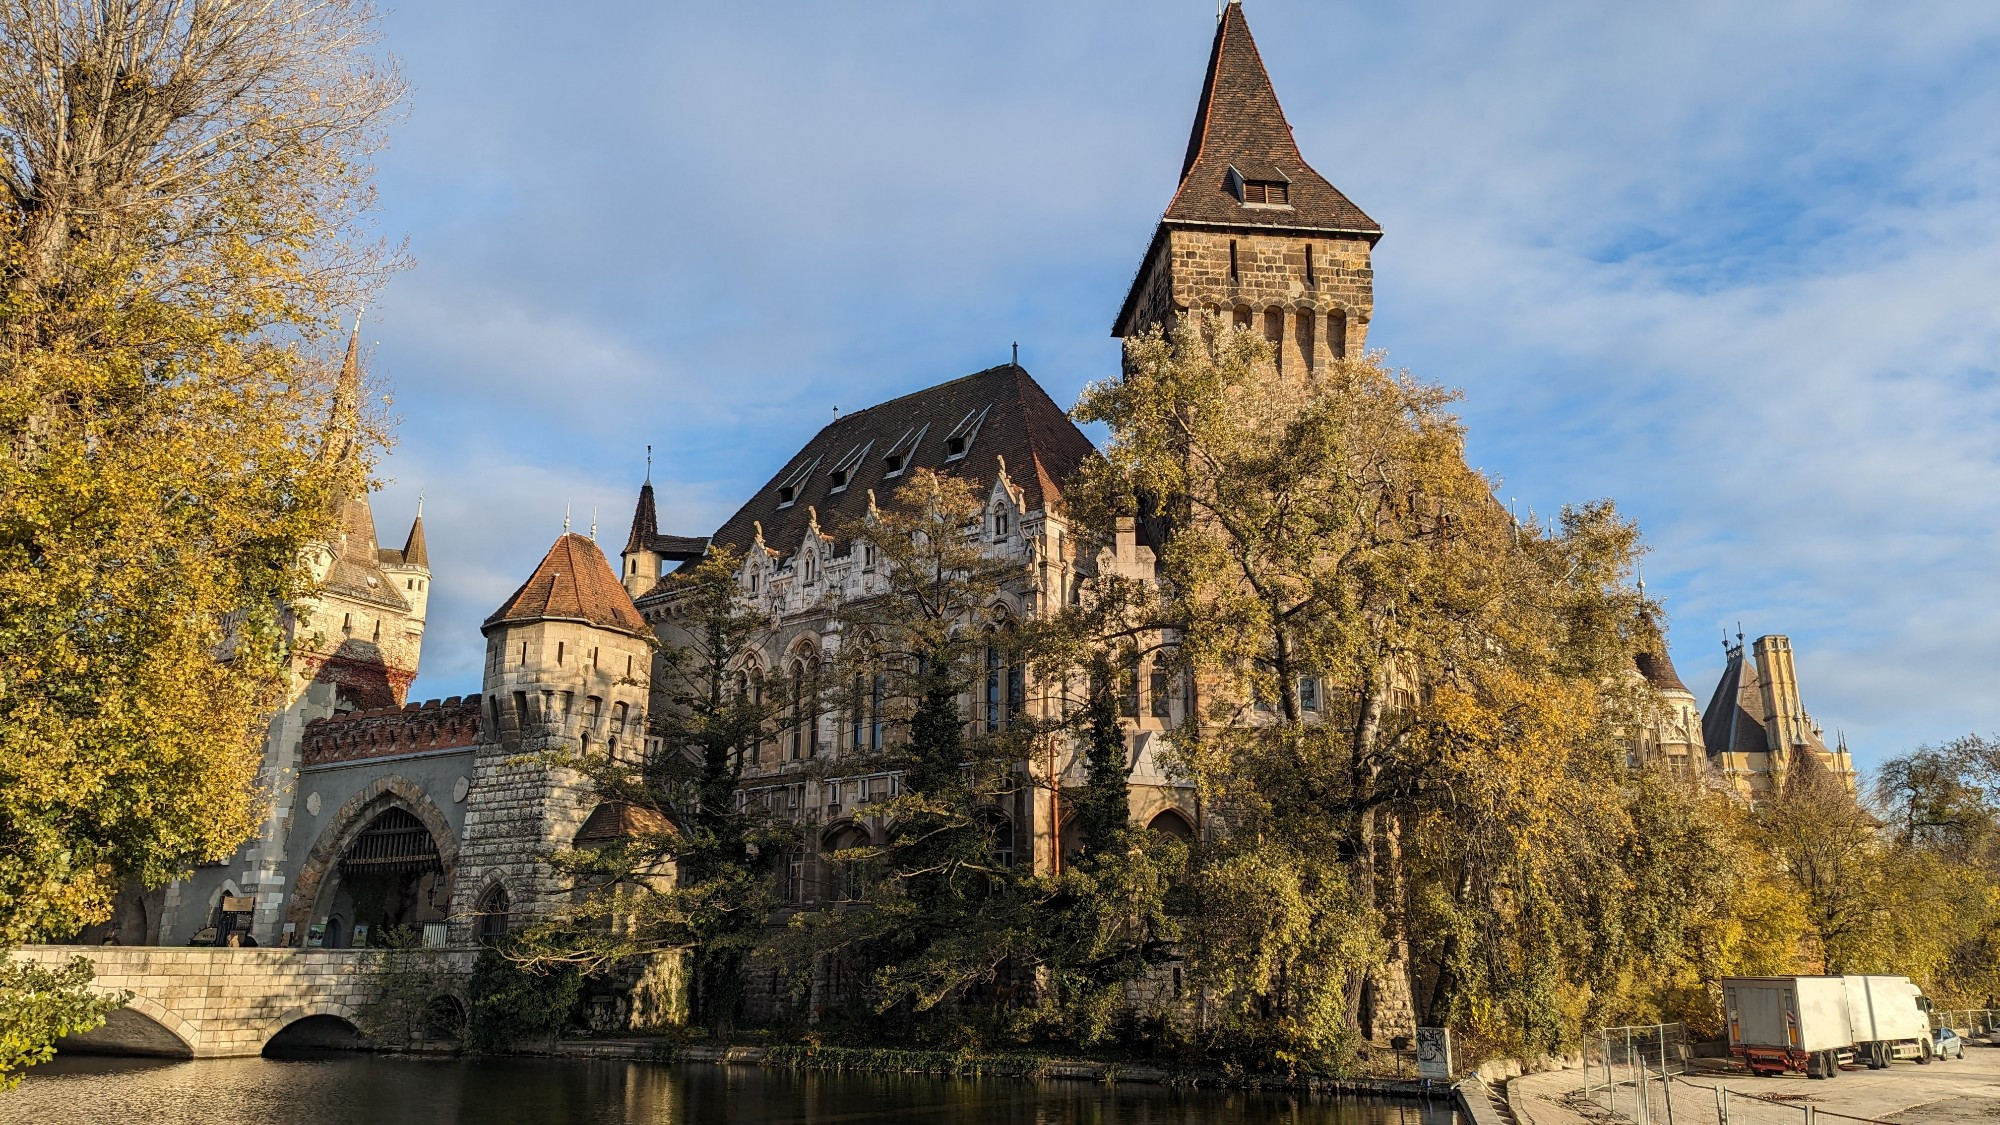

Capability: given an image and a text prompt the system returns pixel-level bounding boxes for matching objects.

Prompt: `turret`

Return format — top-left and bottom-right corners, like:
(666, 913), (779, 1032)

(455, 531), (655, 940)
(622, 480), (663, 599)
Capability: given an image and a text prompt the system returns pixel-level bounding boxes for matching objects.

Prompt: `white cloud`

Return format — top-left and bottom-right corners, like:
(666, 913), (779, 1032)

(356, 0), (2000, 766)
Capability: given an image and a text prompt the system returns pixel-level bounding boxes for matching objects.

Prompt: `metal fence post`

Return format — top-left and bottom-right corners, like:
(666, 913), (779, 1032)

(1717, 1086), (1729, 1125)
(1659, 1028), (1676, 1125)
(1604, 1032), (1616, 1119)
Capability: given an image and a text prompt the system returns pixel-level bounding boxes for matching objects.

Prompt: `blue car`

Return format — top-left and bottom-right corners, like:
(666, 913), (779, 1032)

(1933, 1027), (1964, 1061)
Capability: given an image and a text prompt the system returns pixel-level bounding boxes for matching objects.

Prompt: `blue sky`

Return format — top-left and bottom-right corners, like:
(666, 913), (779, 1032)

(357, 1), (2000, 773)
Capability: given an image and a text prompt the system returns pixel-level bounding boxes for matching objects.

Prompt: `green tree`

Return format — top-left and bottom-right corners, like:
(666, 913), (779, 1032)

(774, 470), (1035, 1033)
(510, 547), (793, 1038)
(1076, 315), (1661, 1066)
(0, 957), (122, 1090)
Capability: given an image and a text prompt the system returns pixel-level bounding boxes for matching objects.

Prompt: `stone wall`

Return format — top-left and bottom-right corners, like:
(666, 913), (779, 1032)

(13, 945), (473, 1059)
(302, 695), (483, 766)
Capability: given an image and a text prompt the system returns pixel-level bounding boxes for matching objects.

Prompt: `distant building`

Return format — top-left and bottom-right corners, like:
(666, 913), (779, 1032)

(1630, 619), (1709, 784)
(1702, 633), (1857, 801)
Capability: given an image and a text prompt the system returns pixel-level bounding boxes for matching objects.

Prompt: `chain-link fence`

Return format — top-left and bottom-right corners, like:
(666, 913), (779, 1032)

(1929, 1008), (2000, 1036)
(1581, 1023), (1691, 1125)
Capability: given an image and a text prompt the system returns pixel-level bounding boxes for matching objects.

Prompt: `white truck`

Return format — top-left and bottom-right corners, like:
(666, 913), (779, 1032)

(1722, 975), (1934, 1078)
(1841, 974), (1934, 1068)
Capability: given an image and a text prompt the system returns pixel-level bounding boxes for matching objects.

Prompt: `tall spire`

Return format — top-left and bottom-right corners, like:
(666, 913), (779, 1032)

(625, 476), (660, 554)
(325, 310), (365, 466)
(1163, 3), (1378, 235)
(401, 506), (428, 568)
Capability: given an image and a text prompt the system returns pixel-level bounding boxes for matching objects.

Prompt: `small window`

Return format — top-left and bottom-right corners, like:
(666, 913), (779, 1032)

(1243, 180), (1288, 205)
(829, 468), (847, 488)
(1228, 240), (1238, 283)
(778, 485), (796, 505)
(557, 642), (565, 665)
(883, 453), (903, 474)
(946, 436), (965, 456)
(1150, 665), (1172, 719)
(994, 511), (1009, 539)
(1300, 676), (1320, 713)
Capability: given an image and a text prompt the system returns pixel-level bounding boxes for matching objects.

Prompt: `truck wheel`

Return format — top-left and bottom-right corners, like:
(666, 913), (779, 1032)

(1916, 1047), (1931, 1065)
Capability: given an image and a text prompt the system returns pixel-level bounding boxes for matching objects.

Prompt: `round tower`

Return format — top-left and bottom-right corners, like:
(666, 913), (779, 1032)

(455, 531), (654, 942)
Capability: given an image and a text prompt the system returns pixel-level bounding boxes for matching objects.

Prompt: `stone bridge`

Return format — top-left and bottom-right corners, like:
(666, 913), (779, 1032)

(15, 945), (475, 1058)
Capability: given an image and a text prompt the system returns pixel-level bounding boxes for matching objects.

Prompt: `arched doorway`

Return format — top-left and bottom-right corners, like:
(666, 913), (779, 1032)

(1146, 808), (1196, 842)
(314, 806), (446, 947)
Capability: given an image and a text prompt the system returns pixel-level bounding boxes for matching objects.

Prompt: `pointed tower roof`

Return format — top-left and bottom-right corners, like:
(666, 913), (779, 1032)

(399, 513), (428, 569)
(484, 532), (649, 638)
(1164, 3), (1379, 236)
(625, 480), (659, 553)
(1702, 644), (1767, 756)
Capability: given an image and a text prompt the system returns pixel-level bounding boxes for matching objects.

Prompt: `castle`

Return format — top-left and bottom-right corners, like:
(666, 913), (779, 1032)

(91, 4), (1854, 997)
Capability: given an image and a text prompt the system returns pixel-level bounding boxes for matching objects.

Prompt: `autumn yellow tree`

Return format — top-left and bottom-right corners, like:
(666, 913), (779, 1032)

(0, 0), (403, 949)
(1074, 315), (1742, 1067)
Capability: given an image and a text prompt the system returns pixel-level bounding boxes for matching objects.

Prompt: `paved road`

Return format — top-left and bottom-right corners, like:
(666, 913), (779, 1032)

(1510, 1045), (2000, 1125)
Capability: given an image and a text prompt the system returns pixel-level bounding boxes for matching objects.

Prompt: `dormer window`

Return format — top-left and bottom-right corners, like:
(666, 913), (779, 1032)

(882, 424), (927, 476)
(941, 405), (989, 463)
(827, 441), (869, 493)
(1242, 180), (1288, 205)
(1227, 164), (1291, 208)
(773, 454), (820, 508)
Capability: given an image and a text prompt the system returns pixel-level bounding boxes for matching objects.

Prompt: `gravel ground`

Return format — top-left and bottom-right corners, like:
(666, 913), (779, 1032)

(1507, 1045), (2000, 1125)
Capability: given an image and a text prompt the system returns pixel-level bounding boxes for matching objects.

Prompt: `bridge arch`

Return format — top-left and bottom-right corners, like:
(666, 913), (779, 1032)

(260, 1003), (367, 1053)
(284, 775), (460, 943)
(58, 993), (199, 1057)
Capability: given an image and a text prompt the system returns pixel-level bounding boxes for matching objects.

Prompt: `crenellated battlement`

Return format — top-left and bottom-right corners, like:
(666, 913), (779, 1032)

(301, 694), (482, 767)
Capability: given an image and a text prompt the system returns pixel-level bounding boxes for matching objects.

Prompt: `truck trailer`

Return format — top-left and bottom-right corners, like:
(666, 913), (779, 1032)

(1723, 976), (1855, 1078)
(1841, 975), (1934, 1068)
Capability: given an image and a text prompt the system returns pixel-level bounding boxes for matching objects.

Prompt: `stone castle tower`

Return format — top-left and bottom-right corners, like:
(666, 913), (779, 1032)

(455, 530), (655, 941)
(1113, 0), (1381, 372)
(1703, 633), (1856, 802)
(154, 323), (431, 946)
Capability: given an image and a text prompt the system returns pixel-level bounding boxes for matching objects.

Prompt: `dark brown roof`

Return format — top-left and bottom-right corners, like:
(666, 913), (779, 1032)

(622, 480), (709, 561)
(484, 533), (649, 637)
(399, 514), (428, 569)
(668, 364), (1094, 582)
(574, 801), (673, 846)
(1635, 649), (1688, 694)
(1634, 614), (1689, 693)
(1165, 4), (1379, 236)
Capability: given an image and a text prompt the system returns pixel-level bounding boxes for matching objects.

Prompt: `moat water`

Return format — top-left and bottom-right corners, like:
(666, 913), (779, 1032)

(3, 1053), (1465, 1125)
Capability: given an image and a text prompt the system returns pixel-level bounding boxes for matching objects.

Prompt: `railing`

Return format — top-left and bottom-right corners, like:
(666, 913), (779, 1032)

(1583, 1023), (1690, 1125)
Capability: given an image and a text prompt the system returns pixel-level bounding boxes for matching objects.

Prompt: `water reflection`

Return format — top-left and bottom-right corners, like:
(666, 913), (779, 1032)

(2, 1053), (1464, 1125)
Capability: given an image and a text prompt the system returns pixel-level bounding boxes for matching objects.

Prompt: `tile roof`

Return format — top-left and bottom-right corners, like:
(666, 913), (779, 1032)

(485, 532), (649, 638)
(1163, 3), (1380, 237)
(622, 480), (709, 561)
(399, 514), (428, 569)
(574, 801), (674, 845)
(1634, 614), (1689, 693)
(674, 363), (1095, 580)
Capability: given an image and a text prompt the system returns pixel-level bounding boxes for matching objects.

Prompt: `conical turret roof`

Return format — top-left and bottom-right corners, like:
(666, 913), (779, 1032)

(399, 514), (428, 568)
(484, 532), (649, 637)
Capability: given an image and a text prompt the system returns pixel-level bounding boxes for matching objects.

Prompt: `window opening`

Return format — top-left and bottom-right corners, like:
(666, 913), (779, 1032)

(1228, 240), (1238, 283)
(1150, 663), (1172, 719)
